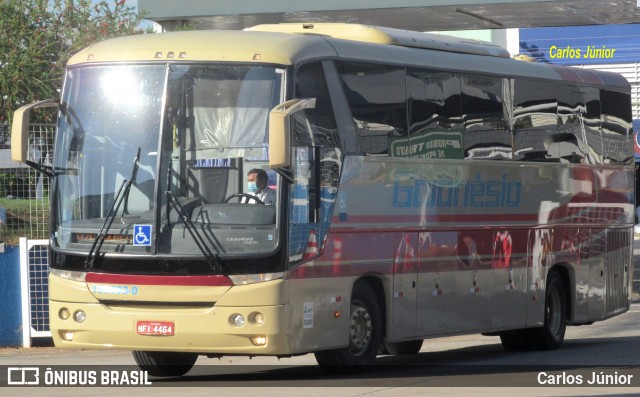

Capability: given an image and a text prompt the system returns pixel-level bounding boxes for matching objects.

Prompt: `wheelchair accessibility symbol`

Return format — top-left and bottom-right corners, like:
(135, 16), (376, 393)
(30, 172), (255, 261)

(133, 224), (152, 246)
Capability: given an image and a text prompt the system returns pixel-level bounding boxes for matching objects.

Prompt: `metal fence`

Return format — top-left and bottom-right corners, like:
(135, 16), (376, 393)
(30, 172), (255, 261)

(0, 123), (53, 244)
(1, 121), (54, 347)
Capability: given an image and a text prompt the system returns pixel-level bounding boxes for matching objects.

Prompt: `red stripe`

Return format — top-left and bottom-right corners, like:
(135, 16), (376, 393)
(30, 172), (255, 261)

(86, 272), (233, 287)
(331, 206), (630, 226)
(332, 213), (540, 224)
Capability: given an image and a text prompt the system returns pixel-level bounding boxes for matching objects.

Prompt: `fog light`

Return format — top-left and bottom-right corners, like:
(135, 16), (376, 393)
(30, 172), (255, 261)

(62, 331), (74, 341)
(250, 336), (267, 346)
(231, 314), (245, 327)
(59, 308), (70, 320)
(73, 310), (86, 323)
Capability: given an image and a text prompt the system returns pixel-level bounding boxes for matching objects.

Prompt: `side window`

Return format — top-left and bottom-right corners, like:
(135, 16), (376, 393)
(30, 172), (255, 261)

(555, 86), (592, 164)
(294, 62), (339, 147)
(513, 79), (558, 161)
(401, 69), (463, 159)
(336, 62), (406, 155)
(601, 89), (633, 165)
(583, 86), (602, 163)
(461, 75), (511, 160)
(513, 80), (603, 164)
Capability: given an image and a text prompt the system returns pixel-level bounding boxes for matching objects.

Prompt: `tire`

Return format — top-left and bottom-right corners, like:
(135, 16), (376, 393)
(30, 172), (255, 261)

(132, 351), (198, 377)
(314, 282), (382, 373)
(499, 271), (567, 352)
(381, 339), (423, 355)
(529, 271), (567, 350)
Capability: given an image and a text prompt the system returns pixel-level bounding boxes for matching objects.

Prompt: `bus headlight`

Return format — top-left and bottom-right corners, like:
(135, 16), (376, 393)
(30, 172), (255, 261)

(229, 272), (283, 285)
(230, 314), (245, 327)
(73, 310), (86, 323)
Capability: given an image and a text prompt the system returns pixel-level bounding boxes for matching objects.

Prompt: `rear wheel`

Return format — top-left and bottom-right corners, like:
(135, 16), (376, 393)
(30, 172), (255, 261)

(499, 270), (567, 352)
(132, 351), (198, 377)
(530, 271), (567, 350)
(314, 282), (382, 373)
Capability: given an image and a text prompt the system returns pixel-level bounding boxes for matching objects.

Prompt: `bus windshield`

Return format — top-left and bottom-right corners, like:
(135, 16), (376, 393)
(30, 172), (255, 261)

(53, 63), (285, 264)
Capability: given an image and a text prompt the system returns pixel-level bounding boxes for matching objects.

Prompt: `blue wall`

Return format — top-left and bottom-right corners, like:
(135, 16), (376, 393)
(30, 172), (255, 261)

(520, 24), (640, 66)
(0, 246), (22, 346)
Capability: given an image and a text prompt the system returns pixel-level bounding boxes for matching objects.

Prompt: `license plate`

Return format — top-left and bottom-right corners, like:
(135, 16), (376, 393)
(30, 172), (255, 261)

(136, 321), (175, 336)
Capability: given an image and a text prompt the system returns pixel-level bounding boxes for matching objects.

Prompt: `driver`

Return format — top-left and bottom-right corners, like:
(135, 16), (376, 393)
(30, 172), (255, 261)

(244, 168), (275, 205)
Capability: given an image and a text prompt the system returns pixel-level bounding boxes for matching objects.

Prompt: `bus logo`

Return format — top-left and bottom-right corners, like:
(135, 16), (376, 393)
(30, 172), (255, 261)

(7, 367), (40, 385)
(133, 225), (152, 246)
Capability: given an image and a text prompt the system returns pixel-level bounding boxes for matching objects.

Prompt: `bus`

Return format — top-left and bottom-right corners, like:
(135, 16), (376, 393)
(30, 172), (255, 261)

(12, 23), (634, 376)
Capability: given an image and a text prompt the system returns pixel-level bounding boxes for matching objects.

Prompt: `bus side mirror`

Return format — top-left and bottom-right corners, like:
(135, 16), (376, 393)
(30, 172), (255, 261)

(11, 99), (58, 164)
(268, 98), (316, 168)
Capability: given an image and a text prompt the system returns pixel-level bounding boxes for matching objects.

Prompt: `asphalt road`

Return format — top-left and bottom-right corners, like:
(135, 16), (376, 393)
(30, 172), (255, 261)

(2, 302), (639, 396)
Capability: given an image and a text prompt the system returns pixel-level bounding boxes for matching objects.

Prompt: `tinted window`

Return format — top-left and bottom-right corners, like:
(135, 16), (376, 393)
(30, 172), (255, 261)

(601, 89), (633, 165)
(461, 75), (511, 160)
(294, 62), (339, 147)
(582, 86), (602, 163)
(337, 62), (406, 155)
(513, 79), (557, 161)
(553, 85), (592, 164)
(400, 69), (463, 159)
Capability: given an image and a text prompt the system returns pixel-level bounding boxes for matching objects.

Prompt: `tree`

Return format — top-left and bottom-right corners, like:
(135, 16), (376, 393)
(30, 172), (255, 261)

(0, 0), (149, 124)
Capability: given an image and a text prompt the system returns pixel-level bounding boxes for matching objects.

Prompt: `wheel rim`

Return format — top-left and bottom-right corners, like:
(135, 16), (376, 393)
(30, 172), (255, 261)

(348, 303), (372, 356)
(546, 285), (562, 336)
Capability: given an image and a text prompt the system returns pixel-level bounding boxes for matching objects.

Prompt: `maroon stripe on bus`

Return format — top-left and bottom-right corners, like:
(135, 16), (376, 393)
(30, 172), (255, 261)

(331, 213), (540, 224)
(329, 205), (630, 226)
(85, 273), (233, 286)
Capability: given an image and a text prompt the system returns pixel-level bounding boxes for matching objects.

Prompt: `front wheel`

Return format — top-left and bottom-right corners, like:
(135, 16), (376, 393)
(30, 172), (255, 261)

(314, 282), (382, 373)
(132, 351), (198, 377)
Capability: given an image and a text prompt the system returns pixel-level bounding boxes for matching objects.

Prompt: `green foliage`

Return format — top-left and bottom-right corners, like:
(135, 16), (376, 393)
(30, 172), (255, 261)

(0, 0), (150, 124)
(0, 198), (48, 244)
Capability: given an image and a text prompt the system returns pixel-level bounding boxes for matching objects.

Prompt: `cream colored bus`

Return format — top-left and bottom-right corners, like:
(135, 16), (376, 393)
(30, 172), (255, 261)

(12, 23), (634, 376)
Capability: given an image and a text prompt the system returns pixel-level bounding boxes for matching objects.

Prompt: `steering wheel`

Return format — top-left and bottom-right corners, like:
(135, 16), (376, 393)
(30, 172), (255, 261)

(224, 193), (265, 205)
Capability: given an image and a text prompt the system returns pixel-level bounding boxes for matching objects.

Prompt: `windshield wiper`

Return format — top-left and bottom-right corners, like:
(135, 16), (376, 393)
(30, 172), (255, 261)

(85, 148), (141, 268)
(166, 191), (225, 272)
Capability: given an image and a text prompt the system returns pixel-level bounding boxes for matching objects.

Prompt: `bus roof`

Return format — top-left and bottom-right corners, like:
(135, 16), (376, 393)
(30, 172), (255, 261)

(245, 23), (511, 58)
(66, 24), (629, 91)
(68, 23), (509, 66)
(66, 30), (337, 66)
